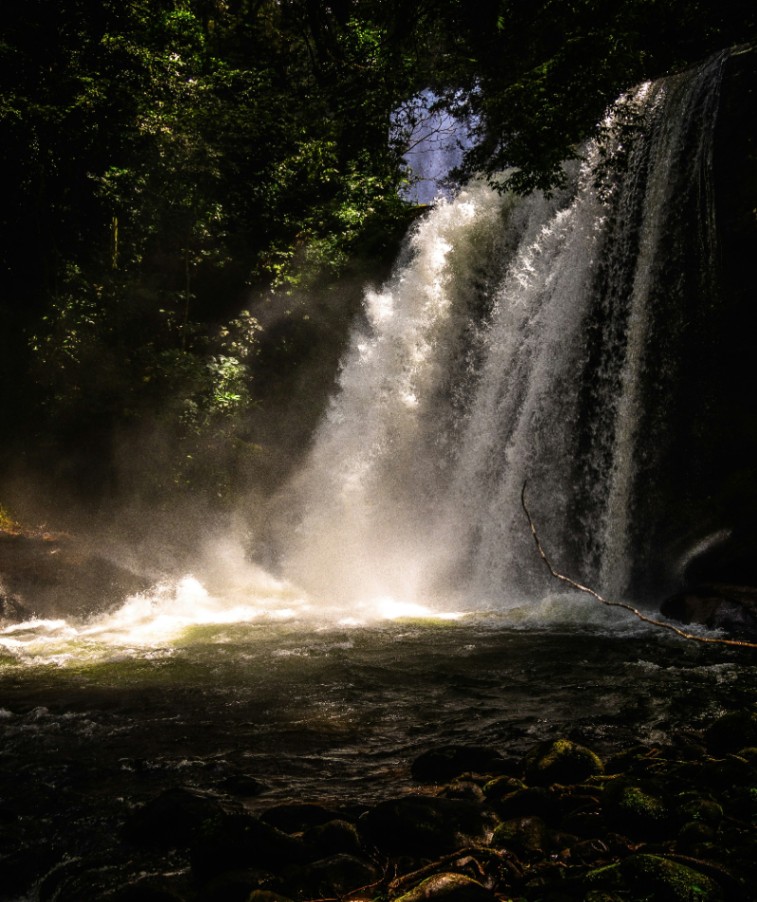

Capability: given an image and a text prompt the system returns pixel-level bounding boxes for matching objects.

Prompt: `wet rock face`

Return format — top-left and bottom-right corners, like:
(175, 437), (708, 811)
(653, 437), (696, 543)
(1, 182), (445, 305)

(0, 585), (28, 620)
(616, 45), (757, 601)
(0, 529), (148, 620)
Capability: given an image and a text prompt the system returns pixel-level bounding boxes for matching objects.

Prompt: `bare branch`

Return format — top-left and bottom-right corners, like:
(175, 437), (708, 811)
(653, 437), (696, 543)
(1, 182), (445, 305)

(520, 481), (757, 650)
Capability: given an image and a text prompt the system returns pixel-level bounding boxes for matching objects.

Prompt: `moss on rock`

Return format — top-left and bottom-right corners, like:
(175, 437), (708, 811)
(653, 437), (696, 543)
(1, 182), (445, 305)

(602, 778), (671, 840)
(587, 854), (724, 901)
(523, 738), (604, 787)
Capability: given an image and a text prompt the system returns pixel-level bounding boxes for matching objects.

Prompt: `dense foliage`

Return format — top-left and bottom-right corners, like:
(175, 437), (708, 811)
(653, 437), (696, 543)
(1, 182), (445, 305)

(1, 0), (754, 511)
(1, 0), (413, 504)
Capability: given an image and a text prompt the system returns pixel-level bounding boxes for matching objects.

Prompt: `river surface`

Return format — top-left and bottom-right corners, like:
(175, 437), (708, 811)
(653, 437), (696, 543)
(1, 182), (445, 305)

(1, 579), (755, 900)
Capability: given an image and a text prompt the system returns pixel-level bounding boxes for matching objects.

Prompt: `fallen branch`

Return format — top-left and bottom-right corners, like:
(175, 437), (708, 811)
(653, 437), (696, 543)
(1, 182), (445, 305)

(520, 481), (757, 650)
(387, 846), (520, 896)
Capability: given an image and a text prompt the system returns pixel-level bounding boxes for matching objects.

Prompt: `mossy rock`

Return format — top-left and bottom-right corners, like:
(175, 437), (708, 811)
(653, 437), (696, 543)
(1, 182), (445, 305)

(604, 746), (656, 776)
(677, 796), (723, 826)
(723, 784), (757, 821)
(587, 853), (723, 901)
(621, 854), (723, 902)
(602, 779), (671, 840)
(437, 780), (486, 803)
(523, 739), (604, 787)
(395, 872), (494, 901)
(710, 749), (753, 778)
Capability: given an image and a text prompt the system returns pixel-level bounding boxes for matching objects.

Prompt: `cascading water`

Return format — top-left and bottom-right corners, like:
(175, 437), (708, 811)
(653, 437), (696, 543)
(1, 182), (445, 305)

(280, 51), (727, 610)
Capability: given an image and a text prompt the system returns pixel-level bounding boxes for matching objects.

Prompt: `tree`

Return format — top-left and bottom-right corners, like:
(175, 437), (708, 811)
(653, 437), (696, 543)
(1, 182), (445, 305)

(380, 0), (757, 192)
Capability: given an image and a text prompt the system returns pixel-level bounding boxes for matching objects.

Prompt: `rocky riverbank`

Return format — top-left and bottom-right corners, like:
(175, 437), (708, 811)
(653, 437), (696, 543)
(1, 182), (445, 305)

(23, 709), (754, 902)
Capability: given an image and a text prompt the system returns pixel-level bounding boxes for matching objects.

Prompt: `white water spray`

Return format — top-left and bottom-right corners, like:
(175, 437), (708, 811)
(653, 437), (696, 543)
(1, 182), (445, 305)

(279, 53), (726, 610)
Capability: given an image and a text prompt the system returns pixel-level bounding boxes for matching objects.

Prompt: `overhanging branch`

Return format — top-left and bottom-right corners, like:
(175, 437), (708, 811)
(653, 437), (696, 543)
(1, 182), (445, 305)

(520, 481), (757, 650)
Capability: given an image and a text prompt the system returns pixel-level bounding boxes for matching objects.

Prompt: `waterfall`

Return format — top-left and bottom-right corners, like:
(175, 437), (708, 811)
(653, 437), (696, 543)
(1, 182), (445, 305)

(278, 53), (726, 611)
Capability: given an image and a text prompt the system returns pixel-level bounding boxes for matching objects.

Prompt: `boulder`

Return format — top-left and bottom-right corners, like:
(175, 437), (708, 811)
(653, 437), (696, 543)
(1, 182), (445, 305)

(218, 773), (269, 797)
(676, 819), (716, 855)
(481, 775), (526, 803)
(0, 587), (28, 621)
(189, 812), (309, 881)
(123, 787), (226, 849)
(360, 795), (487, 857)
(602, 779), (672, 841)
(705, 710), (757, 755)
(302, 818), (363, 857)
(436, 780), (485, 803)
(490, 786), (558, 822)
(523, 739), (604, 786)
(0, 529), (149, 619)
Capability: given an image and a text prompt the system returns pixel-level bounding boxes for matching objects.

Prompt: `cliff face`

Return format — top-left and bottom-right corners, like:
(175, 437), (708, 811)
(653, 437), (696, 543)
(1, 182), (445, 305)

(652, 45), (757, 630)
(673, 45), (757, 588)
